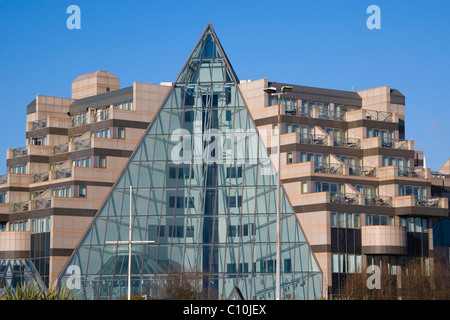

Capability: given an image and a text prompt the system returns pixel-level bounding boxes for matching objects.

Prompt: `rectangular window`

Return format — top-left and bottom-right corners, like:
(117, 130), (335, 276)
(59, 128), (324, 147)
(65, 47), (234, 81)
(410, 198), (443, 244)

(301, 182), (308, 194)
(98, 156), (106, 168)
(0, 192), (6, 203)
(118, 128), (125, 139)
(287, 152), (293, 164)
(226, 110), (232, 121)
(185, 110), (194, 122)
(78, 186), (86, 198)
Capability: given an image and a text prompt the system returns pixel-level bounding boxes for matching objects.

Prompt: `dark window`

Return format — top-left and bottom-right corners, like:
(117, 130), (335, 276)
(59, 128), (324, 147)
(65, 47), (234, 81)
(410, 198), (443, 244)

(185, 110), (194, 122)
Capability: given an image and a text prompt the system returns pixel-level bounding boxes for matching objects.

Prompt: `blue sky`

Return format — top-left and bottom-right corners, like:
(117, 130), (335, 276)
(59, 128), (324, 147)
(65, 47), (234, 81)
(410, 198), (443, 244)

(0, 0), (449, 172)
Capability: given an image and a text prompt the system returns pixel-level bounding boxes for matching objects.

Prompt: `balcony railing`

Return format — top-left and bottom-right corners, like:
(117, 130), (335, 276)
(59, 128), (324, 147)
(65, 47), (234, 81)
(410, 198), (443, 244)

(330, 193), (358, 204)
(315, 163), (343, 175)
(53, 143), (69, 155)
(365, 195), (392, 207)
(13, 201), (29, 213)
(94, 109), (111, 122)
(74, 139), (91, 151)
(365, 110), (393, 122)
(12, 146), (27, 158)
(297, 106), (312, 117)
(31, 119), (48, 130)
(71, 113), (88, 127)
(35, 198), (51, 210)
(299, 133), (328, 146)
(349, 166), (376, 177)
(33, 172), (49, 183)
(333, 137), (360, 149)
(415, 197), (441, 208)
(398, 167), (425, 178)
(319, 110), (345, 121)
(0, 174), (7, 185)
(55, 168), (72, 179)
(381, 138), (408, 149)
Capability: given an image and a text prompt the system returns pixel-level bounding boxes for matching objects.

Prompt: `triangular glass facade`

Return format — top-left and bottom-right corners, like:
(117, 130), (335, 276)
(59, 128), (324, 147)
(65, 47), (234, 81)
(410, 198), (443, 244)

(0, 259), (46, 297)
(57, 24), (322, 300)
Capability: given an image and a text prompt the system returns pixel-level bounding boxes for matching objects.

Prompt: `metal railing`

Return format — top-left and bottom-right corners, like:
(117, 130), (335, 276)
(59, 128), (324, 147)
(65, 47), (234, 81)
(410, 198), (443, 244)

(297, 106), (312, 117)
(365, 195), (392, 207)
(330, 193), (358, 204)
(299, 133), (328, 146)
(53, 143), (69, 155)
(398, 168), (425, 178)
(333, 137), (360, 149)
(94, 109), (111, 122)
(13, 201), (29, 213)
(35, 198), (51, 210)
(74, 139), (91, 150)
(12, 146), (27, 158)
(381, 138), (408, 149)
(0, 174), (7, 185)
(55, 168), (72, 179)
(415, 197), (441, 208)
(315, 163), (343, 175)
(31, 119), (47, 130)
(365, 110), (393, 122)
(319, 110), (345, 121)
(71, 113), (89, 127)
(33, 172), (49, 183)
(349, 166), (376, 177)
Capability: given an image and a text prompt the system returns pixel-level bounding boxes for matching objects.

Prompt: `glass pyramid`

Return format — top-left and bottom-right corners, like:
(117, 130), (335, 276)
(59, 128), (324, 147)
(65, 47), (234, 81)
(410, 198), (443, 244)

(0, 259), (46, 297)
(57, 24), (322, 300)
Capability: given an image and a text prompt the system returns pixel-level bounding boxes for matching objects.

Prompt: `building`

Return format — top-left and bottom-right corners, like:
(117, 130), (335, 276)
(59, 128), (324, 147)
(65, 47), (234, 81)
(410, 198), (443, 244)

(0, 70), (171, 288)
(0, 23), (448, 299)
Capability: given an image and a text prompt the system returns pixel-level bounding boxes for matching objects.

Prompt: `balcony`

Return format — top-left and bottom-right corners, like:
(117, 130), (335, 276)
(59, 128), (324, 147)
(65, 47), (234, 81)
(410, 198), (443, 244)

(12, 201), (29, 213)
(33, 172), (49, 183)
(415, 196), (442, 208)
(381, 138), (408, 149)
(330, 193), (359, 205)
(299, 133), (328, 146)
(74, 139), (91, 151)
(93, 109), (111, 122)
(393, 195), (448, 216)
(34, 198), (51, 210)
(349, 166), (376, 177)
(71, 113), (89, 127)
(333, 137), (360, 149)
(398, 167), (425, 178)
(365, 110), (393, 122)
(11, 146), (28, 158)
(0, 174), (7, 185)
(365, 195), (392, 207)
(314, 163), (343, 175)
(31, 118), (48, 130)
(55, 168), (72, 180)
(319, 109), (345, 121)
(53, 143), (69, 155)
